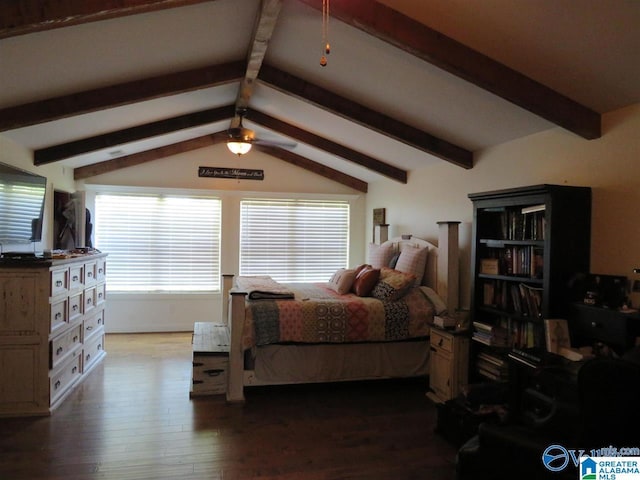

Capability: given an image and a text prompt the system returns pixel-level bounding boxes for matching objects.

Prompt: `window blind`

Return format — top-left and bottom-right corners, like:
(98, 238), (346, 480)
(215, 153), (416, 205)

(95, 193), (221, 292)
(239, 199), (349, 282)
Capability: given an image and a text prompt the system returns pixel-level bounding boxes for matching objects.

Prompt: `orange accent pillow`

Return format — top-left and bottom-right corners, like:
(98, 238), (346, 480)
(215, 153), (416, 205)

(351, 266), (381, 296)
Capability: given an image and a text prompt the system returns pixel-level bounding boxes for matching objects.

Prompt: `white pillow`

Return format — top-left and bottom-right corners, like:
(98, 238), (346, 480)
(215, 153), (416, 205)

(367, 242), (395, 269)
(328, 268), (357, 295)
(395, 245), (428, 286)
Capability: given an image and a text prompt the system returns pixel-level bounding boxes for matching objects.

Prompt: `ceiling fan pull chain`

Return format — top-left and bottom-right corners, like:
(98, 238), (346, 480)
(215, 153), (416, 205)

(320, 0), (330, 66)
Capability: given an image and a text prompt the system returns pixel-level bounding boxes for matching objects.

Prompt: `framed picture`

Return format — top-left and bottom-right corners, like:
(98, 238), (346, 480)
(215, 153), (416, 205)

(373, 208), (386, 225)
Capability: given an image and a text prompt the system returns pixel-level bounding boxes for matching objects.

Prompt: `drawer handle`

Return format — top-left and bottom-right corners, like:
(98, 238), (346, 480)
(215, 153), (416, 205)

(430, 346), (437, 352)
(56, 346), (63, 355)
(86, 353), (91, 361)
(73, 335), (79, 342)
(87, 298), (92, 305)
(86, 326), (93, 331)
(98, 268), (104, 274)
(98, 293), (103, 299)
(98, 344), (103, 350)
(55, 280), (63, 287)
(87, 272), (93, 278)
(193, 379), (204, 385)
(72, 366), (77, 374)
(72, 305), (79, 311)
(55, 312), (62, 320)
(438, 338), (444, 347)
(72, 275), (79, 282)
(204, 369), (225, 377)
(55, 380), (61, 389)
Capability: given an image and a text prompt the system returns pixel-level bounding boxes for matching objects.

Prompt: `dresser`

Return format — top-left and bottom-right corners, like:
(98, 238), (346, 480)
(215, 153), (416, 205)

(0, 253), (107, 416)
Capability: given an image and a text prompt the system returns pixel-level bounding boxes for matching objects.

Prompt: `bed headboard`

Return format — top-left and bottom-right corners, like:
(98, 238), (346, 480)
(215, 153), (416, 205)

(381, 221), (460, 314)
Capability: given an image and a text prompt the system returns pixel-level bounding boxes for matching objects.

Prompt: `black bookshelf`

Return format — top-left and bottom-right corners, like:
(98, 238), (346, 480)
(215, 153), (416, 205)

(468, 184), (591, 382)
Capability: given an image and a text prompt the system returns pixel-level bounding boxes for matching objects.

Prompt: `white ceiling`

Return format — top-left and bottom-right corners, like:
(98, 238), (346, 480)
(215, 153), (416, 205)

(1, 0), (639, 185)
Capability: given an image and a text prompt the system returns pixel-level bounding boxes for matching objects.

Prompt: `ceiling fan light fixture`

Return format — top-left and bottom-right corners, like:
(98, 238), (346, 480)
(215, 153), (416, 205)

(227, 140), (252, 156)
(227, 123), (254, 155)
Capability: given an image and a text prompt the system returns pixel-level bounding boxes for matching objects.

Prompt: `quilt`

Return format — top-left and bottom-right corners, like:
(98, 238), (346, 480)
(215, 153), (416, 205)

(241, 282), (435, 349)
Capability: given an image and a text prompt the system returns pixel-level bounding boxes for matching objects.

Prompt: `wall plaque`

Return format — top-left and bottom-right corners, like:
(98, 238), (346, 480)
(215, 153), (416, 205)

(198, 167), (264, 180)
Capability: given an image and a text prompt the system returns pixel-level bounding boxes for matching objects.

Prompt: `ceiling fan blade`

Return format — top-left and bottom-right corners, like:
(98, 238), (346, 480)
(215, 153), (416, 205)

(253, 138), (297, 148)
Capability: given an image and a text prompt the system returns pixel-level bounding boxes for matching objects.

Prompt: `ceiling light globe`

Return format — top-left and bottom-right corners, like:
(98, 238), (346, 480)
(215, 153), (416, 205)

(227, 141), (252, 156)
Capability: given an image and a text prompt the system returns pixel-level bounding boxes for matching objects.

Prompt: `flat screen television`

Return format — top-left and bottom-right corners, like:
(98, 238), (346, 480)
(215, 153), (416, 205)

(0, 162), (47, 245)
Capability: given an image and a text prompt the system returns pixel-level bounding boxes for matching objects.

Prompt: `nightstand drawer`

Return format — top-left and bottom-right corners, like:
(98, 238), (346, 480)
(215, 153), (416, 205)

(431, 329), (453, 353)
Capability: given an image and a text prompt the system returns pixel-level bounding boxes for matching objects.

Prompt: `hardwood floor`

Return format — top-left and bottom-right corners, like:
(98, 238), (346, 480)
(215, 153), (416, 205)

(0, 333), (458, 480)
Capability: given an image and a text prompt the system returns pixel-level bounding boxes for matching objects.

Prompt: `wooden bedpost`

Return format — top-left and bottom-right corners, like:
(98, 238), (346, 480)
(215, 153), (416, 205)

(227, 287), (247, 403)
(222, 274), (235, 325)
(437, 221), (460, 314)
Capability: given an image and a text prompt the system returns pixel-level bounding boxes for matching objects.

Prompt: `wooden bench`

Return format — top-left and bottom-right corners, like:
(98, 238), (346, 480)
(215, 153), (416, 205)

(190, 322), (230, 397)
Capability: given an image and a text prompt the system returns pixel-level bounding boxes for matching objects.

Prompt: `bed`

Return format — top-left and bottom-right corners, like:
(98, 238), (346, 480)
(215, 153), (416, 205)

(222, 221), (461, 402)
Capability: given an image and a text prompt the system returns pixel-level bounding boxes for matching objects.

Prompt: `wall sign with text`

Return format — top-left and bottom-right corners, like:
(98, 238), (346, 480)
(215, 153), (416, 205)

(198, 167), (264, 180)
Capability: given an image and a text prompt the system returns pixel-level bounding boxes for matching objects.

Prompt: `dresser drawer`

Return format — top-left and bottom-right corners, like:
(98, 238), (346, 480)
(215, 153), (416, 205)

(96, 258), (106, 283)
(192, 355), (228, 395)
(431, 329), (453, 353)
(50, 325), (82, 369)
(84, 333), (105, 372)
(69, 292), (83, 323)
(50, 269), (68, 297)
(84, 286), (96, 313)
(95, 283), (106, 306)
(84, 261), (97, 286)
(84, 310), (105, 340)
(50, 298), (68, 335)
(50, 354), (82, 404)
(69, 264), (84, 291)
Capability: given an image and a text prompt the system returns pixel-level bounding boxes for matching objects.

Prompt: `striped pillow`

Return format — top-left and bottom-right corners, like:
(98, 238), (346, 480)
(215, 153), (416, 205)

(367, 242), (395, 268)
(395, 245), (428, 286)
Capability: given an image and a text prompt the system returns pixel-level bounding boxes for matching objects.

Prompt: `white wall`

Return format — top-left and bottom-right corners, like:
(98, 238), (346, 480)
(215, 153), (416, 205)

(366, 103), (640, 310)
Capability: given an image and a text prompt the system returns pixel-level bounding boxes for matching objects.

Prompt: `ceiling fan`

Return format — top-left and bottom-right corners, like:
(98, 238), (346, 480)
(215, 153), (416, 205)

(225, 109), (296, 156)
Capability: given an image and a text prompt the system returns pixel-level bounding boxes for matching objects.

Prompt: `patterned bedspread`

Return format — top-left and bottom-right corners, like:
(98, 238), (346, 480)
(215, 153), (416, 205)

(241, 283), (435, 349)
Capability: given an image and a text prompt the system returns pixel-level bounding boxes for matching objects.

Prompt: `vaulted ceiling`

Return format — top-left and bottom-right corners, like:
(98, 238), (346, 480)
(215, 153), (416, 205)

(1, 0), (639, 193)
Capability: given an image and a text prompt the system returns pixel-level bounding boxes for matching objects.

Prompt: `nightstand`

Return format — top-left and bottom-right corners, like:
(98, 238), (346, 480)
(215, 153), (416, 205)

(427, 326), (470, 403)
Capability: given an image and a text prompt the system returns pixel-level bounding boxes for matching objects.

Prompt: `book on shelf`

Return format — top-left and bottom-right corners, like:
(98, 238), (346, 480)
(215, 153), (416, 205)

(472, 322), (509, 347)
(480, 258), (499, 275)
(544, 318), (571, 354)
(521, 204), (546, 215)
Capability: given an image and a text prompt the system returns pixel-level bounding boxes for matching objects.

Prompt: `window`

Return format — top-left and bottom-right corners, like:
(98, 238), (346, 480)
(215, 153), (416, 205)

(95, 193), (221, 292)
(240, 198), (349, 282)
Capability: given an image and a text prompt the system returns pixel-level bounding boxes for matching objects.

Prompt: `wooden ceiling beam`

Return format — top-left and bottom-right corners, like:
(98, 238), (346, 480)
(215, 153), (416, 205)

(254, 144), (368, 193)
(73, 132), (227, 180)
(258, 64), (473, 169)
(0, 0), (217, 39)
(297, 0), (601, 140)
(34, 105), (236, 165)
(233, 0), (283, 124)
(0, 61), (245, 131)
(248, 110), (407, 183)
